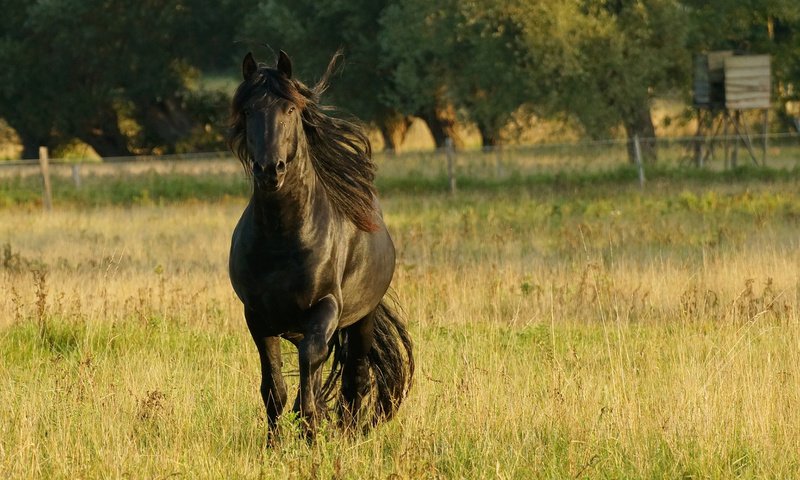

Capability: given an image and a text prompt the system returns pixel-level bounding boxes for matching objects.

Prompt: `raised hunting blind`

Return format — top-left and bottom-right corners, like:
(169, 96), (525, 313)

(693, 50), (731, 108)
(692, 51), (771, 167)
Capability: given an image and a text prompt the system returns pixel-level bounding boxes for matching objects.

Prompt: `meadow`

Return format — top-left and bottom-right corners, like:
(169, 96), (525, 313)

(1, 164), (800, 478)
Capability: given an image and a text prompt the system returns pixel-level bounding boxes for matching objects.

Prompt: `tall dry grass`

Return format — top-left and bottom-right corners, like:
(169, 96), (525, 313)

(1, 180), (799, 478)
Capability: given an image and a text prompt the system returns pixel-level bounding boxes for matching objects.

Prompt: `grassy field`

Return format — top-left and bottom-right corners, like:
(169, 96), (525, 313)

(1, 167), (800, 478)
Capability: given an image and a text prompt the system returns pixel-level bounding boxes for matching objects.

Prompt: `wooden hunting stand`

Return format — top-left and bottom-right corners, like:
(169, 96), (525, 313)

(692, 51), (771, 167)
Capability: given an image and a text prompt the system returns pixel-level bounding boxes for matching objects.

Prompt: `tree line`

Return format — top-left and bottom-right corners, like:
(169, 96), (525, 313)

(0, 0), (798, 160)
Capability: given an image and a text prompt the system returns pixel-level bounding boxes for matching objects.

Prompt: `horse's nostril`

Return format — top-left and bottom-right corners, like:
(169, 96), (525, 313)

(252, 162), (263, 175)
(276, 160), (286, 173)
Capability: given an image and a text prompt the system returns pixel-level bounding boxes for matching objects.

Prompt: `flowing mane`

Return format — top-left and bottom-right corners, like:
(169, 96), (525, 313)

(227, 52), (379, 232)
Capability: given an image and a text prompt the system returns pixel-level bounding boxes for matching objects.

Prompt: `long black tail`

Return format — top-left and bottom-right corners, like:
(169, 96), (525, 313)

(368, 298), (414, 423)
(320, 295), (414, 426)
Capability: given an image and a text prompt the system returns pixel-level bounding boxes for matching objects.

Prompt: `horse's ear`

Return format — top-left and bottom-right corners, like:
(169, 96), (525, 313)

(277, 50), (292, 78)
(242, 52), (257, 80)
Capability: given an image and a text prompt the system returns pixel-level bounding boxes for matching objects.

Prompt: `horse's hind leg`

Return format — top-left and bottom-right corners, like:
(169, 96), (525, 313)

(340, 312), (375, 431)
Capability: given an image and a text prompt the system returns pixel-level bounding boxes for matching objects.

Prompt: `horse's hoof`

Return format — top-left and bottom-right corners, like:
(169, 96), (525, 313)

(300, 417), (318, 442)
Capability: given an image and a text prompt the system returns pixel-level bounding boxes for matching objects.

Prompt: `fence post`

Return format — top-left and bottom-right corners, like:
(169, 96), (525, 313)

(38, 146), (53, 211)
(495, 145), (504, 178)
(762, 109), (768, 167)
(72, 163), (82, 188)
(633, 135), (645, 191)
(445, 137), (456, 194)
(723, 115), (730, 169)
(731, 111), (740, 168)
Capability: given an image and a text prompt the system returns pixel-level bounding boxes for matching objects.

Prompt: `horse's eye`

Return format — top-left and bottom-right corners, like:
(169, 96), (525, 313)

(288, 106), (296, 114)
(242, 108), (251, 117)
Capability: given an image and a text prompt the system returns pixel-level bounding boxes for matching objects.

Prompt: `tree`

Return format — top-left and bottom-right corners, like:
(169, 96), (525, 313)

(379, 0), (467, 148)
(447, 1), (532, 147)
(0, 0), (249, 158)
(246, 0), (526, 149)
(514, 0), (690, 162)
(243, 0), (416, 151)
(381, 0), (692, 154)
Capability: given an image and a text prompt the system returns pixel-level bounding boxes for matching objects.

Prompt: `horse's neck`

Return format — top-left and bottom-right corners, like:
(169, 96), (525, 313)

(251, 154), (328, 236)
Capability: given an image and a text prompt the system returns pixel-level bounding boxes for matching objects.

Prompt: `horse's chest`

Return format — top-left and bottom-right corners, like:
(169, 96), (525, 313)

(232, 243), (335, 313)
(257, 255), (306, 291)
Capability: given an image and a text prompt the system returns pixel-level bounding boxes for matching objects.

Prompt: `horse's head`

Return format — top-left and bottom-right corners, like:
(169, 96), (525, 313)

(229, 51), (308, 192)
(227, 49), (380, 231)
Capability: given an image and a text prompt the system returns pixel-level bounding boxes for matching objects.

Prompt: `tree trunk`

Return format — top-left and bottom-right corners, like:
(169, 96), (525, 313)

(477, 123), (501, 148)
(623, 104), (657, 164)
(378, 113), (413, 153)
(143, 98), (193, 151)
(419, 103), (464, 150)
(21, 136), (45, 160)
(79, 108), (132, 158)
(7, 119), (50, 160)
(80, 130), (132, 158)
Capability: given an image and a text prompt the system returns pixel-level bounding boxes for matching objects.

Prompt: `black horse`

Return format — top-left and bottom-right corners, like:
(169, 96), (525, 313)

(227, 50), (413, 438)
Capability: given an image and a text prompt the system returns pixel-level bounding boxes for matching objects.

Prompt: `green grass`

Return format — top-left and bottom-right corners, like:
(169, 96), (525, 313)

(0, 170), (248, 208)
(2, 163), (800, 209)
(4, 302), (794, 478)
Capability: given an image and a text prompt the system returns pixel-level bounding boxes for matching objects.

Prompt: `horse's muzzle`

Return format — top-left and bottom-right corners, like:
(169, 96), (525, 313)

(252, 160), (286, 191)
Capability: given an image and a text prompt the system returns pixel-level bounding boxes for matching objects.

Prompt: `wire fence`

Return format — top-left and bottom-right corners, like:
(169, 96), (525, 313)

(2, 133), (800, 186)
(375, 132), (800, 181)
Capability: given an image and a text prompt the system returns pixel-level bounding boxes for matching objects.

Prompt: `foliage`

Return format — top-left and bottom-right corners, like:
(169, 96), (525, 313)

(449, 1), (532, 146)
(0, 0), (799, 158)
(379, 0), (530, 146)
(0, 0), (252, 158)
(511, 1), (691, 161)
(242, 0), (398, 131)
(378, 0), (455, 116)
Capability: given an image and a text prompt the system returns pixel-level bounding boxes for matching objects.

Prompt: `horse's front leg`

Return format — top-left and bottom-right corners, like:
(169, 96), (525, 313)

(291, 368), (329, 419)
(296, 295), (338, 438)
(245, 310), (287, 440)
